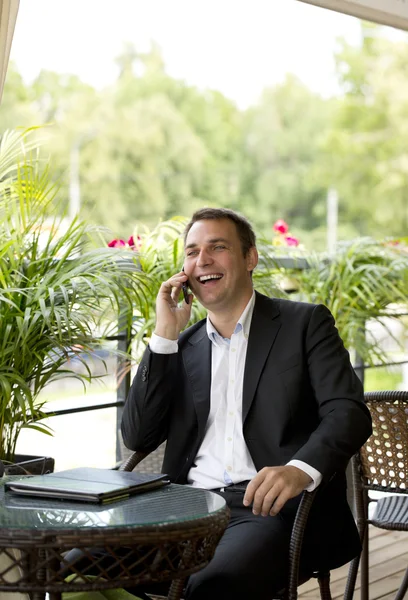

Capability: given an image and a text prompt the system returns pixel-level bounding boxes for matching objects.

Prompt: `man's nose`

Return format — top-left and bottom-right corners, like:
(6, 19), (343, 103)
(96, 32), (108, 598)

(196, 249), (213, 267)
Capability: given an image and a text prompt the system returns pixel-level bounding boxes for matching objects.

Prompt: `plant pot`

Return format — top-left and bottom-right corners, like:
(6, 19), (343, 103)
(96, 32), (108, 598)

(4, 454), (54, 476)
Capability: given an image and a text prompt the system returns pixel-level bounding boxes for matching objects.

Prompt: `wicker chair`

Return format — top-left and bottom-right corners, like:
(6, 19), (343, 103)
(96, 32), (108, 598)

(120, 449), (332, 600)
(344, 390), (408, 600)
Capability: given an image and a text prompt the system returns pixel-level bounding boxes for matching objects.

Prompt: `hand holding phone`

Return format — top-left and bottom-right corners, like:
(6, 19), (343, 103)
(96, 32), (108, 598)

(182, 266), (190, 304)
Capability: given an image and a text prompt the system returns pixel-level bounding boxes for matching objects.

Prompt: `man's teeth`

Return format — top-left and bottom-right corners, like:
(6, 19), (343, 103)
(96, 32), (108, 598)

(199, 274), (222, 282)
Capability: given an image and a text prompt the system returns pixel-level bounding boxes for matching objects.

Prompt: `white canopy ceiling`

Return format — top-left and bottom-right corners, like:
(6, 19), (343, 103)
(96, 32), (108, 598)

(297, 0), (408, 31)
(0, 0), (19, 102)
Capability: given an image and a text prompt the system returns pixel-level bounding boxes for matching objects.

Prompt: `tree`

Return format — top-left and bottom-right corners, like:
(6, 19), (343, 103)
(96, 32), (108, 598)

(241, 75), (334, 240)
(321, 23), (408, 238)
(0, 62), (40, 131)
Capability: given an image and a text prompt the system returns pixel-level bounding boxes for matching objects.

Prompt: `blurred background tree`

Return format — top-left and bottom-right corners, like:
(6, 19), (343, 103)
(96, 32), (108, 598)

(320, 23), (408, 240)
(2, 23), (408, 247)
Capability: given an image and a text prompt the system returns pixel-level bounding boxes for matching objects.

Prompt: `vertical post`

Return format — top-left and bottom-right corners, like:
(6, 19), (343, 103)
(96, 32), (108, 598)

(327, 187), (338, 255)
(347, 322), (366, 517)
(116, 309), (132, 463)
(353, 322), (366, 388)
(69, 142), (81, 220)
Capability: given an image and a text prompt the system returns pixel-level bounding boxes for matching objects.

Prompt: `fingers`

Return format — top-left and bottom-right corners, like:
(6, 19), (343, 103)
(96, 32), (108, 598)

(246, 477), (283, 517)
(243, 472), (265, 508)
(160, 272), (188, 296)
(170, 285), (181, 304)
(243, 467), (306, 517)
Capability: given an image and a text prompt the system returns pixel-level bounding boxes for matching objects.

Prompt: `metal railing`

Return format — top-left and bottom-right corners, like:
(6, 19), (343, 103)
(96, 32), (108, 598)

(42, 316), (408, 463)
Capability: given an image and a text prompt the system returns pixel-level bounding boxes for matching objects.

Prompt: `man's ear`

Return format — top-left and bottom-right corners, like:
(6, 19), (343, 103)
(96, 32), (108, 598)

(246, 247), (258, 272)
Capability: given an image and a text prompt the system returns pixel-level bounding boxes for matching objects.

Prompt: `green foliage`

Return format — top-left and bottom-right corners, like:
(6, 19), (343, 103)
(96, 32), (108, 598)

(6, 34), (408, 245)
(364, 367), (403, 392)
(320, 23), (408, 238)
(260, 238), (408, 365)
(2, 45), (333, 243)
(241, 75), (334, 233)
(0, 129), (151, 461)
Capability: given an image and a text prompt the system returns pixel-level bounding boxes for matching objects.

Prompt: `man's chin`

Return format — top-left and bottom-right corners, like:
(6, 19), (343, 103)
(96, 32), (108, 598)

(196, 293), (226, 312)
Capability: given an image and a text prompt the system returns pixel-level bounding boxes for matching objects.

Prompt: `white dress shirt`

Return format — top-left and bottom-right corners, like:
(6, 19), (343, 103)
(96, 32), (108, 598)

(149, 292), (322, 491)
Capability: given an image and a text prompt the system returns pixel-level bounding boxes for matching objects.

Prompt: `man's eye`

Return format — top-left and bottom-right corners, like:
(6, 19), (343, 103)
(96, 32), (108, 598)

(187, 251), (198, 257)
(214, 245), (226, 250)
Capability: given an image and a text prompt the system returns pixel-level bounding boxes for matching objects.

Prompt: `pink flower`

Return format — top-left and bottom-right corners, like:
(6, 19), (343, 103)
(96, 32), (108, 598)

(127, 235), (143, 250)
(273, 219), (289, 234)
(284, 236), (299, 247)
(108, 239), (126, 248)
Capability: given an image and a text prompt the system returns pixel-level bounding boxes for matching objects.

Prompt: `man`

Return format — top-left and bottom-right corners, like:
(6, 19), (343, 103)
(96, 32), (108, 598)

(122, 208), (372, 600)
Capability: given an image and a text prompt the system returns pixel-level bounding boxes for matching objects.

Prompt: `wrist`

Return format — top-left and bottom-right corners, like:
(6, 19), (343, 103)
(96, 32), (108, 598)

(154, 325), (179, 341)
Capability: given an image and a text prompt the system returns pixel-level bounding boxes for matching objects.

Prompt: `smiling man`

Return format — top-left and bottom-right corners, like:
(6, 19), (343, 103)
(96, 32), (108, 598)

(121, 207), (372, 600)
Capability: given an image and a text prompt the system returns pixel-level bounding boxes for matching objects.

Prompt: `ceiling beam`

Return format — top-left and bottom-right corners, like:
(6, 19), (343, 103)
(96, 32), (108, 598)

(297, 0), (408, 32)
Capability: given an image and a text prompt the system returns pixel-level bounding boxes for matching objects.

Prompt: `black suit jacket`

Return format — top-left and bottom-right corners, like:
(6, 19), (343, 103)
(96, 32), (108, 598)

(122, 292), (372, 571)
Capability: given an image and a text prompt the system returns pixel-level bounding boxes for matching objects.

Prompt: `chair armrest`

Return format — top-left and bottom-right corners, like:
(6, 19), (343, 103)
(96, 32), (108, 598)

(118, 450), (150, 472)
(287, 488), (318, 598)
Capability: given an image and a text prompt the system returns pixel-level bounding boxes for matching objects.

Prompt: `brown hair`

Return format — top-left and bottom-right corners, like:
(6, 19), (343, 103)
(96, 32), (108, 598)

(184, 208), (256, 257)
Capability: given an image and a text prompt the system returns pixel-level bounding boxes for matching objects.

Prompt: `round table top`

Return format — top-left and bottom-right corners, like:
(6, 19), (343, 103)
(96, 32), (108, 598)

(0, 478), (226, 532)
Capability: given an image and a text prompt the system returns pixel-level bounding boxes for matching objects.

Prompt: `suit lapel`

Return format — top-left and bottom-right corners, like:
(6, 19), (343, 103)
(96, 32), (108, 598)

(182, 325), (212, 443)
(243, 293), (281, 423)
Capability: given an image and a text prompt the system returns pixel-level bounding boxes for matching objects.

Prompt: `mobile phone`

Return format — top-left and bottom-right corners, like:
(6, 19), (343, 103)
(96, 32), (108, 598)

(182, 266), (190, 304)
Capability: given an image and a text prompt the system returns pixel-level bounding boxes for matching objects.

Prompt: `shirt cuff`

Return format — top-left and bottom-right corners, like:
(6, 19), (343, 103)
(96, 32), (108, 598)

(287, 460), (323, 492)
(149, 333), (178, 354)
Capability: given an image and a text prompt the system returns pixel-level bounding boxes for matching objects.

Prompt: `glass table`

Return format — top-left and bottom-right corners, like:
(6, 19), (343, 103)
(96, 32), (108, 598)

(0, 478), (229, 600)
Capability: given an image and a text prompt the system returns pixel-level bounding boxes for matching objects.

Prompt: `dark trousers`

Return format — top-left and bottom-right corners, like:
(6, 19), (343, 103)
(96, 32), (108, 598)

(184, 488), (292, 600)
(62, 488), (293, 600)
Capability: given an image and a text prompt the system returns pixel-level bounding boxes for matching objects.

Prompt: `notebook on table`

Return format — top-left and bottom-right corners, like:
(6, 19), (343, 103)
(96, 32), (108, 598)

(5, 467), (170, 504)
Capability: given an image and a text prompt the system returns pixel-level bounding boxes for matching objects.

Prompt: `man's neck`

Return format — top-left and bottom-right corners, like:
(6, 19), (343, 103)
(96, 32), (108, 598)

(207, 292), (254, 339)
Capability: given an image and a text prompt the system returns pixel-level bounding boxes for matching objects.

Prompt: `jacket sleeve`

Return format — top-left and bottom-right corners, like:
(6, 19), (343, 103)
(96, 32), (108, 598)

(121, 345), (179, 453)
(291, 304), (372, 477)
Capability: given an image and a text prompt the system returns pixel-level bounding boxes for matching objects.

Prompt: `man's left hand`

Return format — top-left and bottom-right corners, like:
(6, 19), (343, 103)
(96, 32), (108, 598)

(243, 466), (312, 517)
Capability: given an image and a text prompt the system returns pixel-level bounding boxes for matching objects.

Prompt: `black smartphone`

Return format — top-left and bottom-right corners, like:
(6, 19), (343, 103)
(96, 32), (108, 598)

(182, 266), (190, 304)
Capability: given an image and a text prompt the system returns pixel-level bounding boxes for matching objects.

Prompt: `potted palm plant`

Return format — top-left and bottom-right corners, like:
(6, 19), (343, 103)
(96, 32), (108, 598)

(260, 237), (408, 366)
(0, 129), (150, 469)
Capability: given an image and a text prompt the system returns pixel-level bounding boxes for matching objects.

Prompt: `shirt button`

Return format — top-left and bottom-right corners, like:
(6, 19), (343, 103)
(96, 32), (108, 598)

(227, 466), (232, 471)
(229, 411), (234, 416)
(244, 333), (248, 339)
(231, 348), (236, 353)
(230, 379), (234, 384)
(227, 437), (232, 442)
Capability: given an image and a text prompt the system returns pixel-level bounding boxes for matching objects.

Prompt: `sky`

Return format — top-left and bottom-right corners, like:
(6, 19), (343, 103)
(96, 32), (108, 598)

(8, 0), (396, 108)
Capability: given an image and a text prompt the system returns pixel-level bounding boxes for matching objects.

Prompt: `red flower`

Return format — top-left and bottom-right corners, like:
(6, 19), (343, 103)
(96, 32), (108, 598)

(108, 239), (126, 248)
(128, 235), (143, 250)
(284, 236), (299, 247)
(273, 219), (289, 234)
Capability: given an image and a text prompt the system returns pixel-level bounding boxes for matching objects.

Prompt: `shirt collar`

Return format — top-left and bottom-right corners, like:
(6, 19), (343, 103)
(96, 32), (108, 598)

(206, 291), (256, 346)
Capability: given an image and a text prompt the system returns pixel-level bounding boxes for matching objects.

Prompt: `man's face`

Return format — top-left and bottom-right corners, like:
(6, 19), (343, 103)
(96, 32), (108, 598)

(183, 218), (258, 312)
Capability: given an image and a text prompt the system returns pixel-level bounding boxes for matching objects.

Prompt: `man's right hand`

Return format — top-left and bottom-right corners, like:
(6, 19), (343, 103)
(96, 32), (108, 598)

(154, 272), (193, 340)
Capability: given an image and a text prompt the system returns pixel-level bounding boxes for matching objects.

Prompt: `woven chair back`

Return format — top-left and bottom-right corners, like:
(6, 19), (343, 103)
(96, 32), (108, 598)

(358, 390), (408, 493)
(120, 440), (166, 474)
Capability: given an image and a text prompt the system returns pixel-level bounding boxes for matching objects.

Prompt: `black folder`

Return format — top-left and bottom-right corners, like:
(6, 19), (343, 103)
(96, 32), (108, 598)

(5, 467), (170, 504)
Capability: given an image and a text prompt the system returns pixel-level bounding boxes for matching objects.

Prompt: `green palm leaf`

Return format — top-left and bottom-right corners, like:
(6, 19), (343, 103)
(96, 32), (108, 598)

(0, 128), (151, 460)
